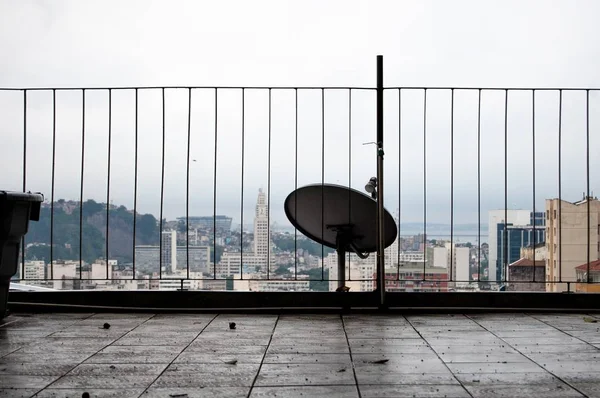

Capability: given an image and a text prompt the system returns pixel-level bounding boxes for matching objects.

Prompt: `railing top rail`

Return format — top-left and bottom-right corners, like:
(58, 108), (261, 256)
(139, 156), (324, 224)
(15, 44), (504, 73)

(1, 86), (600, 91)
(0, 86), (376, 91)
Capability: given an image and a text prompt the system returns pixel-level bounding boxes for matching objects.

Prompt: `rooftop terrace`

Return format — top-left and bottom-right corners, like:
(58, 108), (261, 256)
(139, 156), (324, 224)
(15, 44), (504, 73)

(2, 312), (600, 397)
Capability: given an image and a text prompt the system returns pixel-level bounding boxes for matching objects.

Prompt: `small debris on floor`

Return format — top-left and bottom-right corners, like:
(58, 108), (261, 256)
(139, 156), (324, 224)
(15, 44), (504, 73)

(337, 368), (346, 372)
(169, 394), (189, 398)
(100, 322), (111, 329)
(229, 322), (236, 330)
(370, 359), (389, 364)
(109, 365), (116, 369)
(224, 359), (238, 365)
(82, 393), (90, 398)
(584, 317), (598, 323)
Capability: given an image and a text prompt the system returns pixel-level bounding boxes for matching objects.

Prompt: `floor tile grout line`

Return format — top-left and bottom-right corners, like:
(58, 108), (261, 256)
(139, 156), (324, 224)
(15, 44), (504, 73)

(466, 314), (590, 398)
(246, 314), (280, 398)
(37, 313), (157, 392)
(45, 312), (106, 338)
(341, 315), (363, 398)
(403, 314), (475, 398)
(526, 312), (600, 351)
(26, 312), (108, 397)
(136, 313), (219, 397)
(0, 318), (25, 328)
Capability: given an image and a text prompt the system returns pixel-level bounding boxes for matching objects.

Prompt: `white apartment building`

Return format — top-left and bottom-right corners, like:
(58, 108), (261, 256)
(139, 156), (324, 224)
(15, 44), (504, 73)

(432, 243), (470, 287)
(50, 260), (79, 290)
(23, 260), (45, 281)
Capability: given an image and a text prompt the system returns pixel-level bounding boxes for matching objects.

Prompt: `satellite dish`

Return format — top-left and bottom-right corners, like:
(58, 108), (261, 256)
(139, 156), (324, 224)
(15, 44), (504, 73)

(284, 183), (397, 291)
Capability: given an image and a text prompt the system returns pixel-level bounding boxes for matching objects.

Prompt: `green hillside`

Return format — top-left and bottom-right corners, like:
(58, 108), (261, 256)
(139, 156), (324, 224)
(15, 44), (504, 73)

(24, 199), (159, 264)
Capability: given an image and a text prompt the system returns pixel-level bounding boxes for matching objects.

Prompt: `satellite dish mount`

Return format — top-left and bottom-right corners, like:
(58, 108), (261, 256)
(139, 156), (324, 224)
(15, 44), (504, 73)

(284, 184), (397, 293)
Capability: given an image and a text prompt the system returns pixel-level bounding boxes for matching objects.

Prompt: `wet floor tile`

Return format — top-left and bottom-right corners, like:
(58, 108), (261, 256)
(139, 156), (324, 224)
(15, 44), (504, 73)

(142, 387), (250, 397)
(0, 375), (59, 389)
(250, 385), (359, 397)
(359, 384), (470, 397)
(84, 345), (183, 364)
(256, 363), (356, 386)
(36, 388), (145, 397)
(46, 375), (156, 389)
(0, 389), (40, 397)
(464, 383), (584, 397)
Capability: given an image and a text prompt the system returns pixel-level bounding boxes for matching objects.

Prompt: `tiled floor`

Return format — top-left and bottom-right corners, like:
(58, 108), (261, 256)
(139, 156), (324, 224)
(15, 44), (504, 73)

(1, 313), (600, 397)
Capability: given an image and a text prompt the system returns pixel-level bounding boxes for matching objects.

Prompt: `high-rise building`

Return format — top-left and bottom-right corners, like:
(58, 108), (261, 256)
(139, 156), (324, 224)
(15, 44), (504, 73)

(545, 196), (600, 292)
(254, 188), (270, 260)
(488, 210), (545, 284)
(135, 230), (178, 273)
(162, 230), (177, 273)
(214, 189), (274, 277)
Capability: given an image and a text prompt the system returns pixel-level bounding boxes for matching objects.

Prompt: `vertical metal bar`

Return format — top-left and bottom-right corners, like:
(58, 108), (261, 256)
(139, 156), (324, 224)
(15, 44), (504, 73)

(558, 90), (562, 283)
(321, 88), (325, 282)
(106, 89), (112, 280)
(294, 88), (298, 280)
(268, 88), (272, 279)
(397, 88), (401, 280)
(159, 88), (165, 278)
(21, 90), (26, 278)
(186, 88), (192, 280)
(79, 89), (86, 280)
(241, 88), (245, 279)
(503, 90), (508, 286)
(132, 89), (138, 280)
(348, 89), (352, 282)
(586, 89), (590, 283)
(477, 89), (482, 283)
(213, 88), (218, 278)
(50, 89), (56, 280)
(450, 89), (454, 282)
(422, 89), (427, 282)
(532, 90), (536, 283)
(376, 55), (385, 304)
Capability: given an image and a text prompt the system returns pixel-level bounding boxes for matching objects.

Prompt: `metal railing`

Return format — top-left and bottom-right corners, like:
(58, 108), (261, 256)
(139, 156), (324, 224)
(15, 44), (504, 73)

(1, 56), (599, 299)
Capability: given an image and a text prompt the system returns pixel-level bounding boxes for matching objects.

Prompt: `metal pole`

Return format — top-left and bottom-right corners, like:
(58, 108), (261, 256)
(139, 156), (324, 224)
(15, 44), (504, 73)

(376, 55), (385, 307)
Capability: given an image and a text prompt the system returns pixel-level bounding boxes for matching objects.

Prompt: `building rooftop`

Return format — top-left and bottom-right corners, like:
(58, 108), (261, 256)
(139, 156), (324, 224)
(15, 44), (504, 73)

(509, 258), (545, 267)
(2, 312), (600, 397)
(575, 260), (600, 272)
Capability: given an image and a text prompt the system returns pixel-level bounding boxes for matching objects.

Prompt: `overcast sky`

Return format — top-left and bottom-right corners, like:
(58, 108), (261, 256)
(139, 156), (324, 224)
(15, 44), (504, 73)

(1, 0), (599, 231)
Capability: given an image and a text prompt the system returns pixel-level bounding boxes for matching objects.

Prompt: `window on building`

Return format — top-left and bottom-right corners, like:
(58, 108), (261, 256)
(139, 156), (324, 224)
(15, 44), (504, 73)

(554, 210), (557, 219)
(546, 210), (549, 220)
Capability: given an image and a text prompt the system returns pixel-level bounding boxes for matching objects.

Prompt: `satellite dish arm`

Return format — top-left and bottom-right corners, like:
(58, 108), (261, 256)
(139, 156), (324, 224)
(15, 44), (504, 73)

(349, 243), (370, 259)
